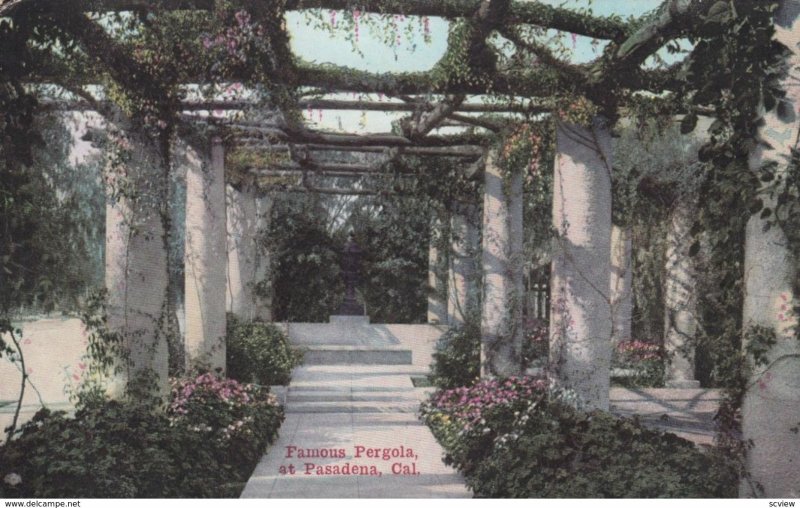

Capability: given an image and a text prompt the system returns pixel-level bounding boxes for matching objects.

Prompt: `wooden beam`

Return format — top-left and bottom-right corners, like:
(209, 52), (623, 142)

(261, 185), (403, 196)
(2, 0), (631, 41)
(233, 124), (491, 147)
(41, 96), (545, 114)
(237, 142), (483, 157)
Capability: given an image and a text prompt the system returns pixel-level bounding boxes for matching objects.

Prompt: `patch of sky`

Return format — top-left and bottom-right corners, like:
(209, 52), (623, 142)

(287, 11), (448, 73)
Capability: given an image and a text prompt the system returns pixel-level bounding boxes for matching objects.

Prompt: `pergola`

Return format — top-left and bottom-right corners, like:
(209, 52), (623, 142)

(2, 0), (799, 497)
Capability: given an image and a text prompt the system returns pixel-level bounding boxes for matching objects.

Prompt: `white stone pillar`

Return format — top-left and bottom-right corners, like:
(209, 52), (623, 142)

(448, 203), (480, 326)
(427, 216), (448, 324)
(104, 132), (170, 400)
(664, 200), (700, 388)
(741, 1), (800, 496)
(226, 184), (272, 321)
(253, 195), (273, 321)
(610, 225), (633, 347)
(549, 118), (613, 410)
(184, 137), (227, 372)
(480, 150), (524, 377)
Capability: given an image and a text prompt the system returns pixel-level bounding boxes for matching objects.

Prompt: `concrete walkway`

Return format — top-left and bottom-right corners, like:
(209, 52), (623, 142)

(240, 365), (470, 498)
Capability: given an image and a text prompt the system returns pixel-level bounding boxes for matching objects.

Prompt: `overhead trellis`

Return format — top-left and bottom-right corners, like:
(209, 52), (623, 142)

(0, 0), (778, 194)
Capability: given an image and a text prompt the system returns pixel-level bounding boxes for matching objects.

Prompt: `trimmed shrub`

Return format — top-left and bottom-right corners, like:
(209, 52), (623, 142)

(429, 320), (481, 389)
(0, 374), (284, 498)
(226, 314), (303, 386)
(421, 377), (737, 498)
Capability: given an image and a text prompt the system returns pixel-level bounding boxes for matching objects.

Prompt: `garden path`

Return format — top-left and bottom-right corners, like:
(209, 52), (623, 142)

(240, 364), (471, 498)
(241, 316), (469, 497)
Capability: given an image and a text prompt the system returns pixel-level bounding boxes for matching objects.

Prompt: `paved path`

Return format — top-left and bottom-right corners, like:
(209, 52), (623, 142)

(240, 364), (470, 498)
(609, 387), (722, 446)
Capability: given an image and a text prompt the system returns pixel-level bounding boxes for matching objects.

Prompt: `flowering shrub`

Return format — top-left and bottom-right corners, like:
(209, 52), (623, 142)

(168, 373), (283, 476)
(0, 374), (284, 498)
(422, 376), (737, 498)
(420, 376), (548, 475)
(521, 317), (548, 367)
(613, 340), (665, 387)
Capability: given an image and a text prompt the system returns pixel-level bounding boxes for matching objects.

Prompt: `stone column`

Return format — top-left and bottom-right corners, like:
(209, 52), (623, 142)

(227, 184), (272, 321)
(104, 131), (170, 400)
(427, 216), (448, 324)
(549, 118), (613, 411)
(480, 150), (524, 377)
(664, 200), (700, 388)
(184, 137), (227, 372)
(610, 225), (633, 347)
(253, 195), (273, 321)
(448, 202), (480, 326)
(741, 1), (800, 497)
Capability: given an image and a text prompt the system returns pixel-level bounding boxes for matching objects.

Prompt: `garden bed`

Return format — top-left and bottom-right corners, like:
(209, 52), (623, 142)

(0, 373), (285, 498)
(420, 376), (738, 498)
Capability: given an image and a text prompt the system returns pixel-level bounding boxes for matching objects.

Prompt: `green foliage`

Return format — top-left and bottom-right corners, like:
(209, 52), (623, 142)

(429, 321), (481, 390)
(168, 373), (284, 478)
(0, 113), (104, 315)
(520, 317), (549, 368)
(73, 289), (126, 408)
(423, 383), (738, 498)
(468, 404), (737, 498)
(350, 194), (434, 323)
(267, 194), (344, 322)
(431, 20), (493, 90)
(612, 340), (665, 388)
(225, 314), (303, 386)
(0, 376), (283, 498)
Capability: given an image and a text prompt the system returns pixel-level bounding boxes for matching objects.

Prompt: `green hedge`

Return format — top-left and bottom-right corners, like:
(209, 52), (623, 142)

(226, 314), (303, 386)
(421, 377), (738, 498)
(429, 321), (481, 389)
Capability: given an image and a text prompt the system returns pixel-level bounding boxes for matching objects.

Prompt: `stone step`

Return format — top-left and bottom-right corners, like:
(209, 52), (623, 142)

(288, 390), (419, 403)
(288, 385), (416, 393)
(302, 345), (412, 365)
(285, 400), (420, 414)
(329, 315), (370, 325)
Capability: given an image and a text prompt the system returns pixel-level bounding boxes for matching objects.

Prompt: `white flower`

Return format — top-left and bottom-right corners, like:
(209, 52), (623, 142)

(4, 473), (22, 486)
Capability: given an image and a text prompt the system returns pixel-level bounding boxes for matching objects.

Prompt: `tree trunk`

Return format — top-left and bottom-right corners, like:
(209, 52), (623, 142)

(549, 118), (613, 410)
(741, 1), (800, 496)
(183, 136), (227, 373)
(104, 131), (170, 401)
(664, 199), (699, 388)
(480, 149), (524, 377)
